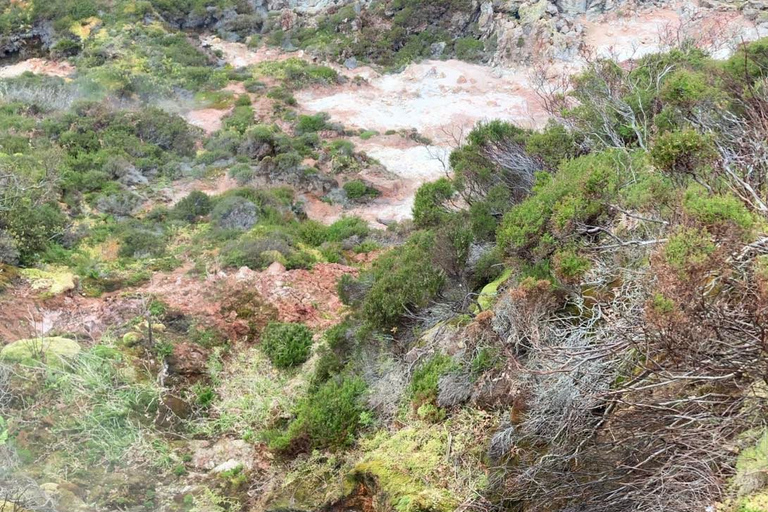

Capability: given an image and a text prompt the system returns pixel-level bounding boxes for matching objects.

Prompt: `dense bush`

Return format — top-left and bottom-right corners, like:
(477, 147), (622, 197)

(211, 196), (259, 231)
(2, 202), (67, 265)
(260, 321), (314, 368)
(265, 374), (367, 452)
(413, 177), (454, 227)
(650, 129), (718, 179)
(343, 180), (380, 201)
(173, 190), (212, 223)
(118, 228), (166, 259)
(361, 231), (445, 328)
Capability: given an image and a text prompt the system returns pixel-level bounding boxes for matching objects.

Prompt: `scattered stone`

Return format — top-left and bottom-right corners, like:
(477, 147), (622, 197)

(344, 56), (358, 69)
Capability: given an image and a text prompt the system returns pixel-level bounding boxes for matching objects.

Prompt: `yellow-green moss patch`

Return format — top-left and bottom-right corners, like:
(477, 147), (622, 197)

(1, 337), (81, 366)
(348, 410), (493, 512)
(20, 267), (76, 297)
(477, 268), (512, 311)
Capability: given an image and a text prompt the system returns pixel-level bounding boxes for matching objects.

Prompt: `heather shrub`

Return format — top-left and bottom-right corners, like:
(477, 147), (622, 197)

(260, 321), (314, 369)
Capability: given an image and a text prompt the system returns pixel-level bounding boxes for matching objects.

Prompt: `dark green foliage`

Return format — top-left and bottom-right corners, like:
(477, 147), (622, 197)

(723, 39), (768, 84)
(525, 122), (579, 168)
(265, 374), (367, 452)
(118, 228), (166, 259)
(361, 231), (445, 328)
(497, 151), (629, 257)
(343, 180), (380, 201)
(173, 191), (212, 223)
(413, 177), (454, 227)
(454, 38), (484, 61)
(260, 321), (314, 369)
(295, 113), (330, 134)
(223, 105), (255, 134)
(2, 202), (67, 265)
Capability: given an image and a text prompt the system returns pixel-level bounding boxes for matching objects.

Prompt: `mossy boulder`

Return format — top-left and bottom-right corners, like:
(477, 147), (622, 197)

(1, 337), (81, 366)
(20, 267), (76, 297)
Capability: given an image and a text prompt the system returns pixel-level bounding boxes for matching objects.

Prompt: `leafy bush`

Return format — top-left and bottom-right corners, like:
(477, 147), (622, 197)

(343, 180), (380, 201)
(650, 129), (717, 179)
(296, 113), (330, 134)
(118, 228), (166, 259)
(454, 38), (484, 61)
(683, 185), (755, 233)
(173, 190), (212, 223)
(362, 231), (445, 328)
(325, 216), (369, 242)
(552, 248), (591, 283)
(3, 202), (67, 265)
(223, 105), (255, 134)
(663, 227), (715, 273)
(266, 374), (367, 452)
(413, 177), (454, 227)
(211, 196), (258, 231)
(260, 321), (314, 368)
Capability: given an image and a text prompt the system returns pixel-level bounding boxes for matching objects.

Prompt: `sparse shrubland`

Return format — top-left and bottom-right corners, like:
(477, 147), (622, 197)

(3, 3), (768, 511)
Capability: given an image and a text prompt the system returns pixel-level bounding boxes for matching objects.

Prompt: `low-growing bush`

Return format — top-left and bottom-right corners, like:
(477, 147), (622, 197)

(260, 321), (314, 369)
(362, 231), (444, 328)
(265, 374), (367, 452)
(343, 180), (380, 201)
(173, 190), (212, 223)
(118, 228), (166, 259)
(211, 196), (259, 231)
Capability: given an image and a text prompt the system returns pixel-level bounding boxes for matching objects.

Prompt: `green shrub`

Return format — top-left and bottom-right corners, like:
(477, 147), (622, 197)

(650, 128), (717, 178)
(413, 177), (454, 227)
(326, 216), (369, 242)
(3, 202), (67, 265)
(525, 122), (578, 168)
(552, 248), (591, 282)
(663, 227), (715, 272)
(362, 231), (444, 328)
(266, 374), (367, 452)
(260, 322), (314, 369)
(410, 354), (456, 408)
(118, 229), (166, 259)
(343, 180), (380, 200)
(173, 190), (212, 223)
(296, 113), (330, 134)
(223, 105), (255, 134)
(454, 37), (484, 61)
(683, 185), (754, 232)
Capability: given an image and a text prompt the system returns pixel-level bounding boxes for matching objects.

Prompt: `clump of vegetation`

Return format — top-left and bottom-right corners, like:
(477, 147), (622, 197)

(260, 322), (314, 369)
(265, 374), (367, 453)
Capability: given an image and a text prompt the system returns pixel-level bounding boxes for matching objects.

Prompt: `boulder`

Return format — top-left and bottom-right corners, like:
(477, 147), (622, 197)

(0, 337), (80, 366)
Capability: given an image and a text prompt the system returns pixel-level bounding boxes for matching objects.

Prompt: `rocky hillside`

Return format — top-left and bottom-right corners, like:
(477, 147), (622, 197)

(1, 1), (768, 512)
